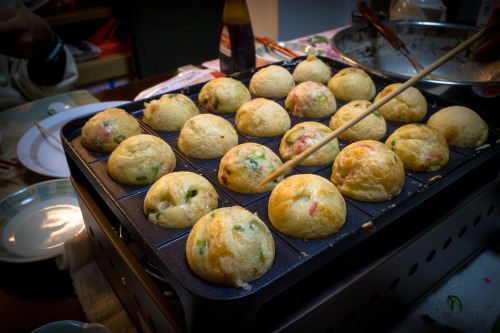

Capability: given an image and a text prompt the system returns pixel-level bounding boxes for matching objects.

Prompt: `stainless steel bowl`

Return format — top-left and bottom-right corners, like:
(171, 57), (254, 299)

(331, 21), (500, 114)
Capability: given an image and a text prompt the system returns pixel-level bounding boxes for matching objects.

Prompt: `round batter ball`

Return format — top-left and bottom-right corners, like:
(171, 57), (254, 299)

(108, 134), (176, 185)
(218, 142), (284, 194)
(198, 77), (251, 113)
(427, 105), (488, 148)
(143, 171), (218, 228)
(284, 81), (337, 118)
(292, 55), (332, 84)
(177, 114), (238, 159)
(186, 206), (275, 289)
(268, 174), (346, 239)
(143, 93), (199, 131)
(329, 100), (386, 141)
(385, 124), (449, 172)
(249, 65), (295, 98)
(235, 98), (291, 137)
(81, 107), (141, 153)
(327, 67), (376, 101)
(330, 140), (405, 202)
(373, 83), (427, 122)
(279, 122), (340, 166)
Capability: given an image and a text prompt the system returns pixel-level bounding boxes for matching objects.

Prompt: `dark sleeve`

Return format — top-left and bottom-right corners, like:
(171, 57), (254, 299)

(27, 34), (68, 86)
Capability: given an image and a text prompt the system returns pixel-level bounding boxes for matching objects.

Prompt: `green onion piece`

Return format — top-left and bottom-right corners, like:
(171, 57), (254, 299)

(258, 247), (265, 264)
(196, 239), (207, 255)
(186, 189), (198, 200)
(136, 175), (148, 182)
(285, 126), (305, 144)
(233, 225), (245, 232)
(391, 140), (397, 150)
(150, 165), (159, 176)
(213, 96), (219, 110)
(247, 158), (259, 172)
(249, 220), (259, 231)
(315, 94), (328, 105)
(114, 134), (126, 144)
(447, 295), (463, 311)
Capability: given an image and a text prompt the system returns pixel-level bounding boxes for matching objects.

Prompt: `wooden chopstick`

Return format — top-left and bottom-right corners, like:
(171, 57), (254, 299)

(255, 27), (488, 189)
(0, 158), (23, 169)
(255, 36), (300, 58)
(34, 121), (62, 145)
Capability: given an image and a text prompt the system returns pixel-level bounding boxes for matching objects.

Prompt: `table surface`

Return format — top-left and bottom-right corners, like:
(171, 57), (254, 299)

(0, 69), (180, 333)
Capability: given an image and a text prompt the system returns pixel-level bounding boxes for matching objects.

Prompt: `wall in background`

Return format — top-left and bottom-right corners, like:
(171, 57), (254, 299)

(277, 0), (360, 40)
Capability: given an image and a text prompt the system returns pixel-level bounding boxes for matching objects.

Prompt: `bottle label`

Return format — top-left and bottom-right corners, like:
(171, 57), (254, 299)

(219, 25), (231, 57)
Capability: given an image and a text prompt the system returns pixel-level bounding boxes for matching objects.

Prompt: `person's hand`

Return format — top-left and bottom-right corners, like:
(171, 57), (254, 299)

(0, 8), (56, 59)
(471, 3), (500, 63)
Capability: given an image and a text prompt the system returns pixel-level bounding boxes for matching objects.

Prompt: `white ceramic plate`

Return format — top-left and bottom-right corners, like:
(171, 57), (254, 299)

(0, 179), (85, 263)
(256, 42), (315, 64)
(17, 101), (129, 178)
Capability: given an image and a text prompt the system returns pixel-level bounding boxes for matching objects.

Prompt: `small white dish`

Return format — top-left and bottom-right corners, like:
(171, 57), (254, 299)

(17, 101), (129, 178)
(32, 320), (112, 333)
(0, 179), (85, 263)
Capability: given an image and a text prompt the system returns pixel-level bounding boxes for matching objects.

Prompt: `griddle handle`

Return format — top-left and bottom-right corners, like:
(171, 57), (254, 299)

(357, 1), (404, 50)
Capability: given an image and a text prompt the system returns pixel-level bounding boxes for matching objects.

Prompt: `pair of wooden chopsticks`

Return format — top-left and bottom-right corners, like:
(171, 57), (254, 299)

(0, 158), (23, 169)
(255, 36), (300, 58)
(255, 27), (488, 189)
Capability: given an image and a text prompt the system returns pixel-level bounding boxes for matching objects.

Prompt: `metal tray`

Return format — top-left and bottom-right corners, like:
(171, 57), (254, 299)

(61, 56), (500, 332)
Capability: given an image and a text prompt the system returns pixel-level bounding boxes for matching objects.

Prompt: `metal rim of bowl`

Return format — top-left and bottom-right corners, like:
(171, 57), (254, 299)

(330, 20), (499, 87)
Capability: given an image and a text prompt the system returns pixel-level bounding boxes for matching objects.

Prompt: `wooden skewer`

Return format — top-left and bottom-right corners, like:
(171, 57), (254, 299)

(255, 27), (487, 189)
(34, 121), (62, 145)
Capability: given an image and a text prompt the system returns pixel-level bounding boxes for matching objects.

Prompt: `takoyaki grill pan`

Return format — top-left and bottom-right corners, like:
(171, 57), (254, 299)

(62, 56), (500, 332)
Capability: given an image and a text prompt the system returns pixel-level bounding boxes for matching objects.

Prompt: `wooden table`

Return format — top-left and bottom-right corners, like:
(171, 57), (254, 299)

(0, 69), (180, 333)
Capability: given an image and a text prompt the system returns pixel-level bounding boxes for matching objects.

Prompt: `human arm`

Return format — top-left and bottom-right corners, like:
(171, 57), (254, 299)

(471, 2), (500, 63)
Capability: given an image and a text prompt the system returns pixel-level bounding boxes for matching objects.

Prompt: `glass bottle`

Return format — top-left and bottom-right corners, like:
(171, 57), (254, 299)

(219, 0), (256, 75)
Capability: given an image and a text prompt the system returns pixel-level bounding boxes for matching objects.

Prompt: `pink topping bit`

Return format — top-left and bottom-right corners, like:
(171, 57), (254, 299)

(305, 81), (322, 88)
(300, 135), (309, 143)
(309, 201), (318, 215)
(425, 156), (434, 162)
(294, 143), (304, 154)
(168, 165), (172, 171)
(357, 143), (375, 150)
(206, 96), (215, 109)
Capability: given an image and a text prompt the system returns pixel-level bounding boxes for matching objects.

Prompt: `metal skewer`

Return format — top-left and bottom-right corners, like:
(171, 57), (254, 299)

(255, 27), (488, 189)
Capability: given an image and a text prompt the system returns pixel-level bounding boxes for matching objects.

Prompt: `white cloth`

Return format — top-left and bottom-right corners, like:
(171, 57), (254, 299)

(56, 230), (138, 333)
